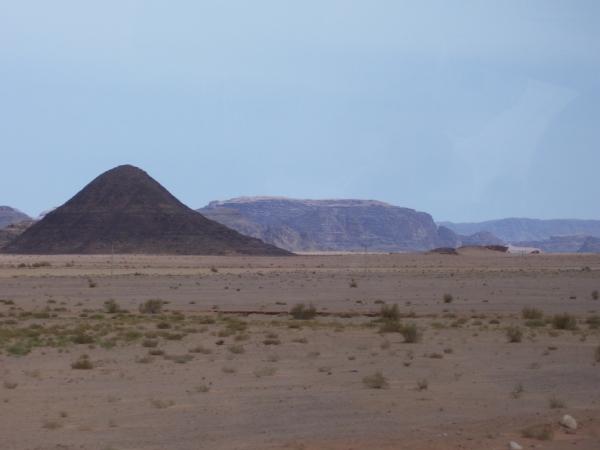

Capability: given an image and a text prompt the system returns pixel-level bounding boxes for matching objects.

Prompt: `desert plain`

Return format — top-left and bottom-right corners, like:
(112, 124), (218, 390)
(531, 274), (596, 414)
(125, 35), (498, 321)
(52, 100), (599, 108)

(0, 248), (599, 450)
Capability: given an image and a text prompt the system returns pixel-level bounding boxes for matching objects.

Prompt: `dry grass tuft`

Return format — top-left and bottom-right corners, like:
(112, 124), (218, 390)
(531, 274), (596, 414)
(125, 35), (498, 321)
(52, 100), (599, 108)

(548, 394), (565, 409)
(139, 298), (164, 314)
(363, 372), (388, 389)
(380, 303), (400, 321)
(522, 426), (554, 440)
(290, 303), (317, 320)
(71, 354), (93, 370)
(42, 420), (63, 430)
(551, 313), (578, 330)
(150, 398), (174, 409)
(253, 367), (277, 377)
(506, 325), (523, 343)
(189, 345), (213, 354)
(521, 307), (543, 320)
(401, 323), (421, 343)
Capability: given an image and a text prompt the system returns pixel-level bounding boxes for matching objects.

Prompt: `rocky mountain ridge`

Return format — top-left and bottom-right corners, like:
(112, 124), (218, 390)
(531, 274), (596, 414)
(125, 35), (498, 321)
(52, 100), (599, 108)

(1, 166), (292, 256)
(0, 206), (31, 228)
(439, 218), (600, 242)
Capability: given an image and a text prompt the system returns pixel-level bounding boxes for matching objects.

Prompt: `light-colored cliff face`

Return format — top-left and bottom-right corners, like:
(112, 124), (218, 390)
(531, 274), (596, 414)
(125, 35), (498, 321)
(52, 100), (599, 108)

(201, 197), (451, 252)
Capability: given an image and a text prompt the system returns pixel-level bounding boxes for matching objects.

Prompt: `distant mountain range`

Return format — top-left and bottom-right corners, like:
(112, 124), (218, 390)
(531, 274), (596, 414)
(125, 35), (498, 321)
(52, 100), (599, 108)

(438, 218), (600, 242)
(0, 206), (30, 228)
(3, 196), (599, 253)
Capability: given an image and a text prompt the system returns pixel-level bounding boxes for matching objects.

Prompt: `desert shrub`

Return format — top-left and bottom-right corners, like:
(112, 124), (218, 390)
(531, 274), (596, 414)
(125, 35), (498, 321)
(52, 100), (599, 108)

(401, 323), (421, 343)
(72, 333), (95, 344)
(139, 299), (163, 314)
(290, 303), (316, 320)
(228, 344), (245, 354)
(32, 261), (51, 268)
(189, 345), (212, 354)
(548, 394), (565, 409)
(525, 319), (546, 328)
(417, 379), (428, 390)
(253, 367), (277, 377)
(103, 299), (121, 314)
(136, 356), (154, 364)
(349, 278), (358, 288)
(592, 290), (599, 300)
(443, 347), (453, 354)
(510, 383), (524, 399)
(148, 349), (165, 356)
(594, 344), (600, 363)
(263, 338), (281, 345)
(522, 426), (553, 440)
(71, 355), (93, 370)
(7, 343), (32, 355)
(380, 303), (400, 321)
(521, 307), (543, 320)
(551, 313), (578, 330)
(164, 354), (194, 364)
(379, 320), (402, 333)
(87, 278), (98, 288)
(443, 293), (453, 303)
(42, 420), (63, 430)
(142, 339), (158, 348)
(221, 366), (236, 373)
(429, 352), (443, 359)
(150, 398), (174, 409)
(156, 322), (171, 329)
(3, 381), (18, 389)
(363, 371), (388, 389)
(585, 314), (599, 328)
(234, 333), (250, 341)
(506, 325), (523, 343)
(291, 337), (308, 344)
(195, 384), (209, 393)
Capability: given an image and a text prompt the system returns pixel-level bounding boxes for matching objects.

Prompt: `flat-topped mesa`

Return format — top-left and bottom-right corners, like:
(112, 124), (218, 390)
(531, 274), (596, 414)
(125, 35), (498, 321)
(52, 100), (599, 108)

(0, 165), (292, 256)
(200, 196), (451, 252)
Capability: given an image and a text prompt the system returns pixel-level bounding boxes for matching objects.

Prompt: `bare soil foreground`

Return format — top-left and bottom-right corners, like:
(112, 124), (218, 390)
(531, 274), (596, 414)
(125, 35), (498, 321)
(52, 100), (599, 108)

(1, 249), (599, 450)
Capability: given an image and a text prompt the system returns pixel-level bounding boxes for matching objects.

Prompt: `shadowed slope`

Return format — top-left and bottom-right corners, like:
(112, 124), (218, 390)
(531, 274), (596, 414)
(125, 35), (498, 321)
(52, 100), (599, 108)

(0, 165), (292, 256)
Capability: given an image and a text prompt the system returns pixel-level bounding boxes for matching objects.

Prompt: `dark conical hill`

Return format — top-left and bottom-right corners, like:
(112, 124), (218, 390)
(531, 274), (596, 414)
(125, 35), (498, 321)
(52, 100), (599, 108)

(0, 165), (292, 256)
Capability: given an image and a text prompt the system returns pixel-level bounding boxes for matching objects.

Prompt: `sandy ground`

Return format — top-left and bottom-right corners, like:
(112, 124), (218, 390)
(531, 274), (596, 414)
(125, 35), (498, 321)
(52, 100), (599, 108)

(0, 249), (599, 449)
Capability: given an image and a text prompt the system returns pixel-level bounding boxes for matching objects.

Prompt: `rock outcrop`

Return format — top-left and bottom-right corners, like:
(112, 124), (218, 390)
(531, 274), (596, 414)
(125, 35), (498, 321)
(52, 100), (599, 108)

(0, 206), (31, 228)
(200, 197), (449, 252)
(1, 165), (292, 256)
(200, 208), (321, 252)
(0, 220), (35, 248)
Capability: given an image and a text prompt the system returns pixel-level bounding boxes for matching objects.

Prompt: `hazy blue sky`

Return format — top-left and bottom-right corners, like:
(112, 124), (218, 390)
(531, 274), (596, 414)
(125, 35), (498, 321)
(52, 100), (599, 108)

(1, 1), (599, 222)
